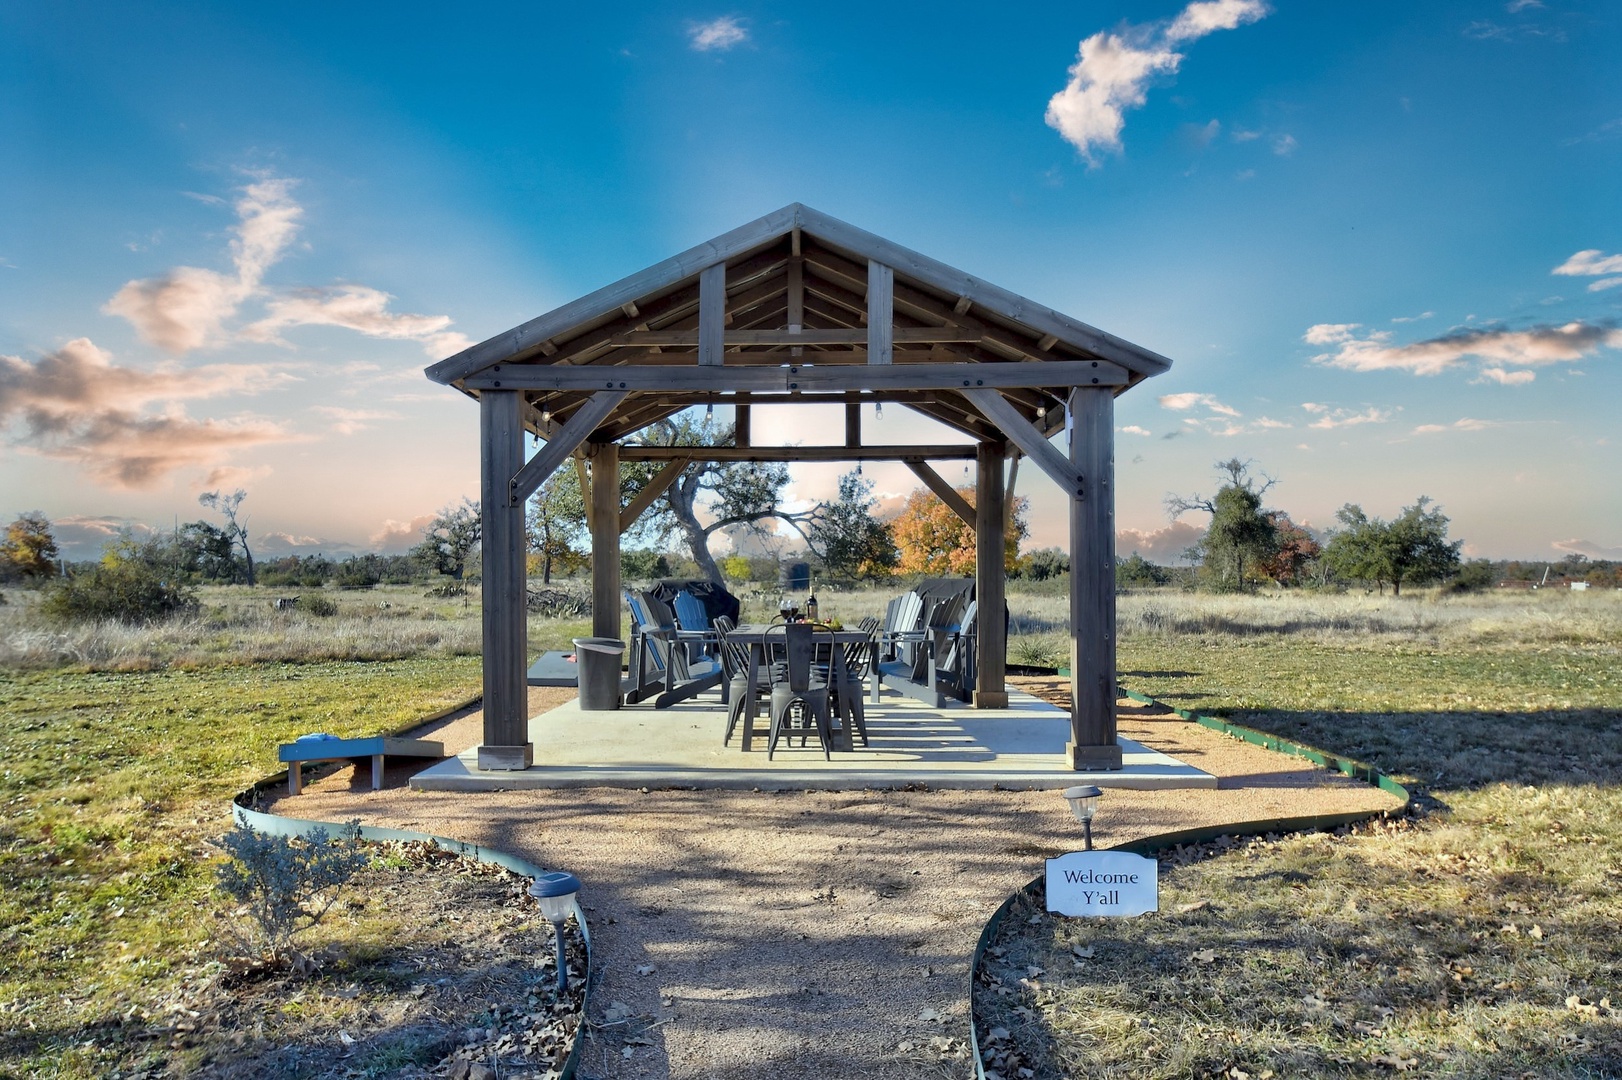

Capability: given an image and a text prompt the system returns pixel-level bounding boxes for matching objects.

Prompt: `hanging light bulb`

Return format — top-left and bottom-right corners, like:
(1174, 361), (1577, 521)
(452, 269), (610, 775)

(856, 461), (863, 476)
(875, 401), (883, 418)
(706, 401), (714, 422)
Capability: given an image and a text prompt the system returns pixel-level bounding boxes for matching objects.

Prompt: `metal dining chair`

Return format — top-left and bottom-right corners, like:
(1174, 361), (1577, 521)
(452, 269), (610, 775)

(763, 622), (834, 760)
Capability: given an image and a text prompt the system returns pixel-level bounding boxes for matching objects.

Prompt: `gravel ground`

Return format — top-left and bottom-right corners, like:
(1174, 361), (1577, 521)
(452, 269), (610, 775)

(272, 680), (1399, 1080)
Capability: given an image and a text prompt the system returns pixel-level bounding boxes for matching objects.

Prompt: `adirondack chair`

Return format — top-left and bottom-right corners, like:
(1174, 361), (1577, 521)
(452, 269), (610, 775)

(623, 590), (723, 707)
(876, 580), (982, 706)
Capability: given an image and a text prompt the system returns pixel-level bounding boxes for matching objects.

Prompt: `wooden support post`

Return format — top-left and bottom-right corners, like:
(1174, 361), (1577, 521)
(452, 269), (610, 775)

(590, 441), (622, 641)
(734, 403), (750, 448)
(699, 263), (726, 367)
(787, 256), (804, 358)
(845, 402), (861, 448)
(1067, 387), (1121, 770)
(477, 390), (533, 771)
(974, 441), (1009, 709)
(867, 260), (893, 364)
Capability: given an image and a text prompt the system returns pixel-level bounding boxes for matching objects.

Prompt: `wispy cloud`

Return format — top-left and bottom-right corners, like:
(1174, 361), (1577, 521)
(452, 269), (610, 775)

(1300, 402), (1396, 429)
(688, 16), (748, 52)
(106, 177), (302, 353)
(1412, 417), (1501, 434)
(246, 285), (472, 358)
(310, 405), (401, 435)
(1158, 391), (1239, 416)
(1271, 133), (1297, 156)
(1304, 320), (1622, 381)
(1117, 424), (1153, 436)
(1553, 249), (1622, 278)
(1391, 311), (1435, 324)
(105, 174), (470, 359)
(1045, 0), (1269, 164)
(0, 337), (299, 488)
(1552, 538), (1622, 560)
(1475, 367), (1537, 386)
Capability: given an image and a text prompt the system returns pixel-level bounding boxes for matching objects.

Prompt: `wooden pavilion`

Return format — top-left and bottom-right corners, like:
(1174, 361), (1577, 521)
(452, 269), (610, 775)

(424, 204), (1171, 773)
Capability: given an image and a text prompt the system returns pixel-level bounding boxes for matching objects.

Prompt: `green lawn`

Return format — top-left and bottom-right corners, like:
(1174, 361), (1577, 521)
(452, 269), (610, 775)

(0, 656), (481, 1073)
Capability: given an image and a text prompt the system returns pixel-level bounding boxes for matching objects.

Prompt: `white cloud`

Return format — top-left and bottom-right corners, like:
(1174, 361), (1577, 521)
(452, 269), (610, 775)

(1045, 0), (1269, 163)
(1391, 311), (1434, 324)
(1271, 133), (1297, 156)
(106, 178), (302, 353)
(1306, 321), (1622, 378)
(1591, 277), (1622, 292)
(1303, 322), (1359, 345)
(105, 174), (471, 360)
(688, 16), (748, 52)
(1166, 0), (1271, 42)
(1553, 250), (1622, 277)
(246, 285), (473, 358)
(1475, 367), (1537, 386)
(1117, 424), (1152, 436)
(1305, 405), (1395, 430)
(1413, 417), (1499, 435)
(1158, 391), (1239, 416)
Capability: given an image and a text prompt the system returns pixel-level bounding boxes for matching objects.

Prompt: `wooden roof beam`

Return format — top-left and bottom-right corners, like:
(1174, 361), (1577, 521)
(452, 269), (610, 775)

(467, 359), (1128, 394)
(620, 444), (980, 462)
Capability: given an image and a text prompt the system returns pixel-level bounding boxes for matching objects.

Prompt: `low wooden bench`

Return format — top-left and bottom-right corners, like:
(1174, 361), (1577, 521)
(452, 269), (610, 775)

(277, 736), (445, 794)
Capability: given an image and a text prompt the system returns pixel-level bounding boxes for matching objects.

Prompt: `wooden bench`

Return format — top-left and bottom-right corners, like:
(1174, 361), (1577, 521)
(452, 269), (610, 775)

(277, 736), (445, 794)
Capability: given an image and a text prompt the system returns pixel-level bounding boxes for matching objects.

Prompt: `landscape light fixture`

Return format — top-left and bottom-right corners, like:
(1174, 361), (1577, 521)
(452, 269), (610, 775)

(529, 871), (582, 992)
(1062, 785), (1103, 850)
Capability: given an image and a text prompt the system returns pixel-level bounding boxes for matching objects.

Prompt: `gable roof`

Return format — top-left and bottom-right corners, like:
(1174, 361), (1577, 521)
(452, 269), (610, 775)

(424, 203), (1171, 443)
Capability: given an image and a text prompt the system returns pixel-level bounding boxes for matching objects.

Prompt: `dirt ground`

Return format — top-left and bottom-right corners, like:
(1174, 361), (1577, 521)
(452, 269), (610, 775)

(273, 680), (1400, 1080)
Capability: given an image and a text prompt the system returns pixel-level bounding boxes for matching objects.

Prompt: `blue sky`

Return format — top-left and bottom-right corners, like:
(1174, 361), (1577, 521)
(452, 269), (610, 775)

(2, 0), (1618, 562)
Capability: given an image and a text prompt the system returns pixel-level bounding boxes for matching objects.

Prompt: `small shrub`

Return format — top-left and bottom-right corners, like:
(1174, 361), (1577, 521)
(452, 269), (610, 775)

(298, 593), (339, 617)
(215, 819), (368, 971)
(39, 558), (197, 624)
(1011, 635), (1067, 668)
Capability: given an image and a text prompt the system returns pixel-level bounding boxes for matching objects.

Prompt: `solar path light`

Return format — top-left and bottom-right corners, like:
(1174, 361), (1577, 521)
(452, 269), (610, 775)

(529, 871), (582, 992)
(1061, 785), (1103, 850)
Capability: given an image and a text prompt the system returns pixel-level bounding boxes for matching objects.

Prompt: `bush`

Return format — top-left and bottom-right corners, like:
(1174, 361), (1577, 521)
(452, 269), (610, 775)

(215, 820), (367, 970)
(39, 554), (197, 624)
(298, 593), (339, 617)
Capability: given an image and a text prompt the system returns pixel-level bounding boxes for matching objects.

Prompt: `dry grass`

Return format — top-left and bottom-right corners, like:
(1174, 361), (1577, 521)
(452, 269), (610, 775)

(0, 584), (597, 671)
(979, 588), (1622, 1079)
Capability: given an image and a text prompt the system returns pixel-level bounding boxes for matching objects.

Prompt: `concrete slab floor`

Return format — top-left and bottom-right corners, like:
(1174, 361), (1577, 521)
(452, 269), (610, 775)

(409, 688), (1217, 792)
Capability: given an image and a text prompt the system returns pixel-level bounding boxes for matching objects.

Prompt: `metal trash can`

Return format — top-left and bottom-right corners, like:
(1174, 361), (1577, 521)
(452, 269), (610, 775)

(573, 637), (624, 711)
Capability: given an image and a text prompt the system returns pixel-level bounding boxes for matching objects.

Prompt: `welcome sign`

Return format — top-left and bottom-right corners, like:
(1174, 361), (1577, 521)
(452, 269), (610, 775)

(1045, 851), (1159, 917)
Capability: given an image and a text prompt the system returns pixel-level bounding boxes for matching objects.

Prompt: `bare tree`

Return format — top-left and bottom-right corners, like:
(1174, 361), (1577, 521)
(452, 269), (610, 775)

(199, 488), (256, 586)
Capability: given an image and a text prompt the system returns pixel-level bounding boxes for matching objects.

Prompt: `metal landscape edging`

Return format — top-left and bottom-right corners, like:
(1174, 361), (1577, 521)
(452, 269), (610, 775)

(230, 693), (593, 1080)
(967, 683), (1412, 1080)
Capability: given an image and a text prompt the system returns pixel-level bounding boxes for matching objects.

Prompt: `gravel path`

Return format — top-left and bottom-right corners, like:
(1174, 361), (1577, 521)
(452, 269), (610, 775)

(273, 681), (1399, 1079)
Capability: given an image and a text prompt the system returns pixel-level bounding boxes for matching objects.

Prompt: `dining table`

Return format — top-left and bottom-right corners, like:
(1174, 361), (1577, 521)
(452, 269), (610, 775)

(725, 623), (880, 752)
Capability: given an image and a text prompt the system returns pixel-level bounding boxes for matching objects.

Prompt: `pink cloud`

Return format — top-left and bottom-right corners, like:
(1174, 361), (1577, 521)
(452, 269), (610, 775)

(1306, 320), (1621, 378)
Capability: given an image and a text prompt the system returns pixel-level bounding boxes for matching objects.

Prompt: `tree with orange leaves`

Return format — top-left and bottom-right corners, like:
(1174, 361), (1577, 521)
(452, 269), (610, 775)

(891, 486), (1028, 576)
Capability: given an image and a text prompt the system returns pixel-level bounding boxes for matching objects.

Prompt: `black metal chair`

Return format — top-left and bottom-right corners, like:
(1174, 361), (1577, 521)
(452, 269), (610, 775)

(764, 622), (834, 760)
(716, 617), (771, 747)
